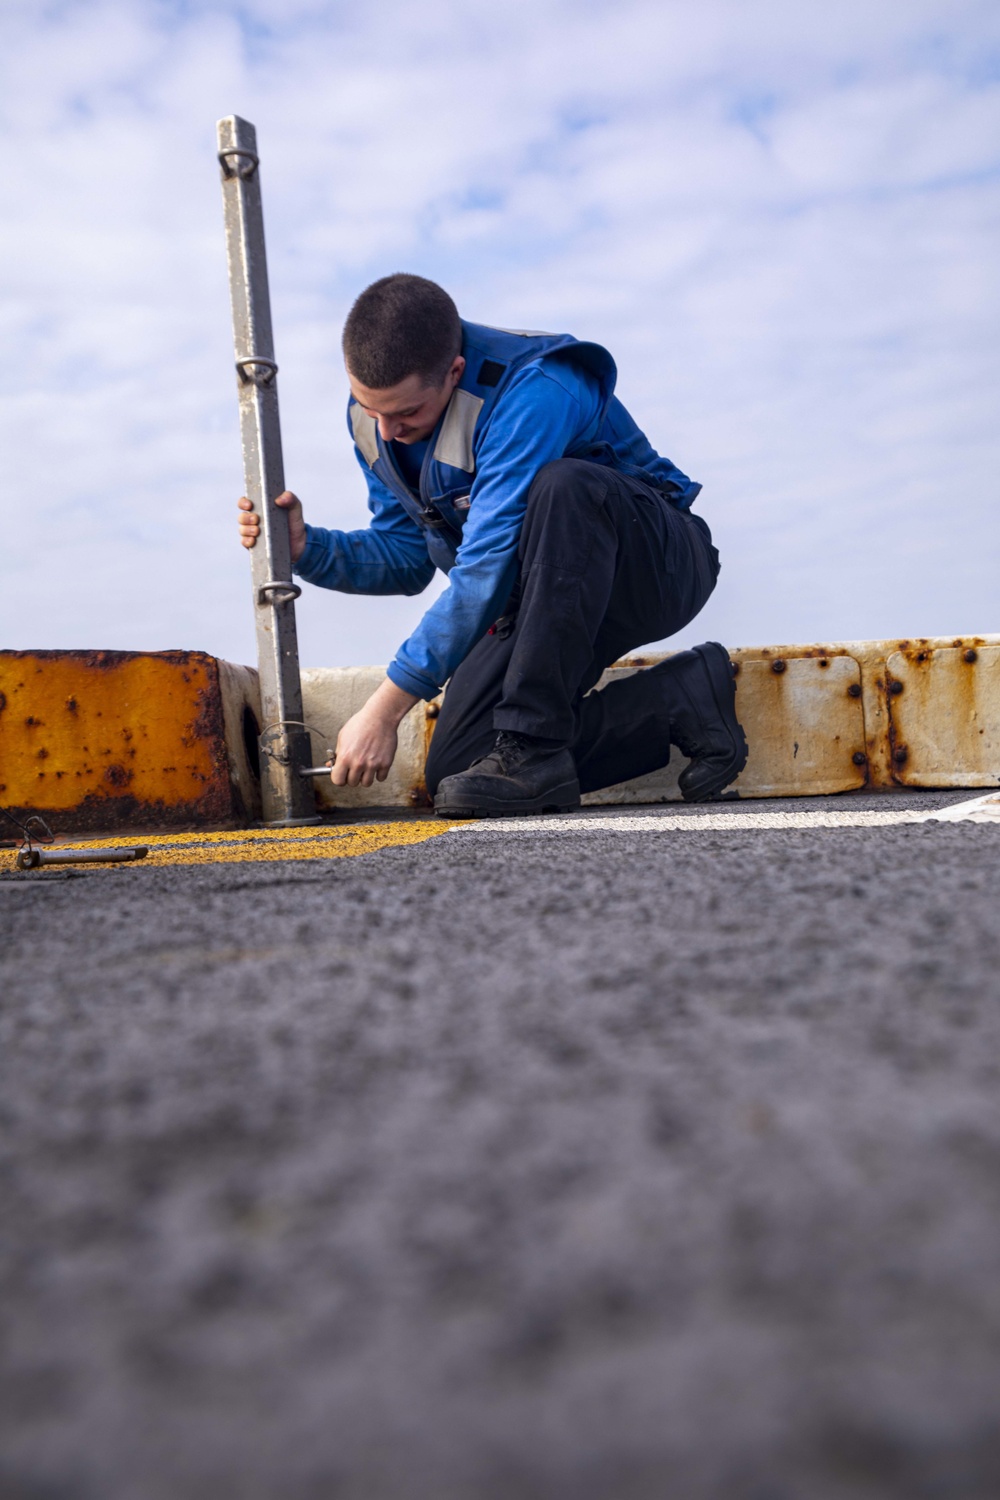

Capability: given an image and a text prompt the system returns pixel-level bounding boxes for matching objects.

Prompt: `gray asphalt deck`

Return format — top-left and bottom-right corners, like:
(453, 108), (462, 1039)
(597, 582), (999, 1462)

(2, 791), (1000, 1499)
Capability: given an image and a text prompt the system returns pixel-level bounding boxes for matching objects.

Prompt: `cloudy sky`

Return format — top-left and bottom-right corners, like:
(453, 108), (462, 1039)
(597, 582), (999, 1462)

(2, 0), (999, 671)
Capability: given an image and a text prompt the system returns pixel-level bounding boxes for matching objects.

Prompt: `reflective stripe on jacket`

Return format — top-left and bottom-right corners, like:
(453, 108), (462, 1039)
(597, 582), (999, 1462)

(348, 322), (619, 574)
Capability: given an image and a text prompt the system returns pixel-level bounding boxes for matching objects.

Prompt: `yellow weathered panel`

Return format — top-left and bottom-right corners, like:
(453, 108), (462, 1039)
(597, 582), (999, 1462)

(301, 666), (441, 810)
(729, 651), (867, 796)
(885, 644), (1000, 787)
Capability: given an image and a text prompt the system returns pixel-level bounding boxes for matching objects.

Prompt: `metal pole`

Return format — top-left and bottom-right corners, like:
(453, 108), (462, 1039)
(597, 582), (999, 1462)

(217, 114), (320, 826)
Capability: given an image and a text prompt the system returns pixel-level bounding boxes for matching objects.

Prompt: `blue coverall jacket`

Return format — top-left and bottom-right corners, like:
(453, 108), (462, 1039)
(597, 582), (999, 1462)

(294, 322), (701, 701)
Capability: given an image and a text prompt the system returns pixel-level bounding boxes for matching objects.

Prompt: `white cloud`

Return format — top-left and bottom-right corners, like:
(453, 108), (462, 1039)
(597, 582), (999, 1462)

(1, 0), (998, 671)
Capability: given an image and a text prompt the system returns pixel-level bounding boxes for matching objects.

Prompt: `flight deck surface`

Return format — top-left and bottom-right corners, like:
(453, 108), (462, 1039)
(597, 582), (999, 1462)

(2, 790), (999, 1498)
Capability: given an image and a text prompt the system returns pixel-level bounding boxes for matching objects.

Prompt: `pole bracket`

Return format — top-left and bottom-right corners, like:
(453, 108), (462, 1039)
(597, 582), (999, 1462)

(218, 147), (259, 179)
(236, 356), (278, 386)
(257, 579), (301, 607)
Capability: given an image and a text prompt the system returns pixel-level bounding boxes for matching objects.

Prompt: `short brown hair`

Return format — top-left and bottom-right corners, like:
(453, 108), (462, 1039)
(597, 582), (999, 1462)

(342, 274), (462, 389)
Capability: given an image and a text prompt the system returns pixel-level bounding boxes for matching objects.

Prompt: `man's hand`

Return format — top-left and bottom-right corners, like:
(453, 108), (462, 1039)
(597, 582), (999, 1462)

(330, 678), (420, 788)
(237, 491), (307, 564)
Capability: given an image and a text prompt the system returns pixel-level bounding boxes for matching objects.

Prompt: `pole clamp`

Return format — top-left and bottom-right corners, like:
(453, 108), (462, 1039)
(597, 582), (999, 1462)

(218, 147), (260, 180)
(257, 579), (301, 607)
(236, 356), (278, 387)
(259, 719), (331, 769)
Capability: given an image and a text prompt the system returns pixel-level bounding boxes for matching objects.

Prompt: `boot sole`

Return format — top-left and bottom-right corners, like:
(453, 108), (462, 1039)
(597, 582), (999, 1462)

(434, 781), (581, 819)
(679, 643), (749, 802)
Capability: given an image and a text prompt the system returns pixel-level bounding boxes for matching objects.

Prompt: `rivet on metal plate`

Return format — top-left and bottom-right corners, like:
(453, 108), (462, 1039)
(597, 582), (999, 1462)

(771, 659), (786, 674)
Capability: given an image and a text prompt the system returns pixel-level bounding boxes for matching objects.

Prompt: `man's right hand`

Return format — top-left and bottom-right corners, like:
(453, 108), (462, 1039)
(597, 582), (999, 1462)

(237, 491), (307, 564)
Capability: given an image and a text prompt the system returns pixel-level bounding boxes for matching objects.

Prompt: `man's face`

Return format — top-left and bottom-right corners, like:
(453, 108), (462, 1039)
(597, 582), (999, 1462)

(348, 355), (466, 444)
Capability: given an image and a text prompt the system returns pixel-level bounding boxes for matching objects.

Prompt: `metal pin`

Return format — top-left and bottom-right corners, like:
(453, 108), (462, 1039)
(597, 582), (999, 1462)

(16, 846), (148, 871)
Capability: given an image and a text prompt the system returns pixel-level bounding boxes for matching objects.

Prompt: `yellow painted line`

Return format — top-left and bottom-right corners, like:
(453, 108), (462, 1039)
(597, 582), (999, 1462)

(0, 819), (461, 871)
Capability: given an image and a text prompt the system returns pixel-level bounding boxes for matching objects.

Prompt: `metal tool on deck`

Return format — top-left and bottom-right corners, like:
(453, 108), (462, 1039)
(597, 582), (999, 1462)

(16, 846), (149, 871)
(217, 114), (320, 828)
(2, 803), (147, 872)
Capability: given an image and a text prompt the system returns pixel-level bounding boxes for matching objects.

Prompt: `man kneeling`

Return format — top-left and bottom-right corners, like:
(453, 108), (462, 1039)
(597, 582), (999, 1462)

(238, 273), (746, 816)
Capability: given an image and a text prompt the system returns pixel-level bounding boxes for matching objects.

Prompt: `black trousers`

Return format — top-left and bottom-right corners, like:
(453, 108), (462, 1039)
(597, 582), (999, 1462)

(424, 458), (720, 796)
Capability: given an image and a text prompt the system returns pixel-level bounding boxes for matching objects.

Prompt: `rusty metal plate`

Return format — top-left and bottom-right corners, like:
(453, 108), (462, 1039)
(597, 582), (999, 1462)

(730, 652), (867, 797)
(885, 645), (1000, 786)
(0, 651), (262, 834)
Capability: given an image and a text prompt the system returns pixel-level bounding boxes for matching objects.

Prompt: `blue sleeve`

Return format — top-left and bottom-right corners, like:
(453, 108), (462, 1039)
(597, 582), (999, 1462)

(386, 363), (601, 699)
(293, 450), (436, 597)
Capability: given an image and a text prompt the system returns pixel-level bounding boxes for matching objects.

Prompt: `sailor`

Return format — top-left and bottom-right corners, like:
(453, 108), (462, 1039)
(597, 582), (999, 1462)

(238, 273), (746, 816)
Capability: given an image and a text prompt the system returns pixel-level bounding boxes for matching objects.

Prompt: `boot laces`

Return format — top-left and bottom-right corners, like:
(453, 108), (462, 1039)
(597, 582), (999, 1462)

(491, 730), (532, 774)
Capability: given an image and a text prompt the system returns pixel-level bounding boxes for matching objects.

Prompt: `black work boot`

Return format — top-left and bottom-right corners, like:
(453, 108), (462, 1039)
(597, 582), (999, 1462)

(652, 642), (748, 801)
(434, 731), (581, 818)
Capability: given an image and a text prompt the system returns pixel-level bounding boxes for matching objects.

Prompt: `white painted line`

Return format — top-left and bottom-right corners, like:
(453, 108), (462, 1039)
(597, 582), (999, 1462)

(447, 796), (1000, 834)
(917, 791), (1000, 823)
(451, 811), (922, 833)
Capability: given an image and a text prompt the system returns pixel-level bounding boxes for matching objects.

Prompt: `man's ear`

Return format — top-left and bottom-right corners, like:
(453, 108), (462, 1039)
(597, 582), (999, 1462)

(448, 354), (466, 388)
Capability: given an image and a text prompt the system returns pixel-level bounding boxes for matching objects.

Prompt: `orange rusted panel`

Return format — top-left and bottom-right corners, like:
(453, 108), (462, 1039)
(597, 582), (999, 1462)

(0, 651), (262, 834)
